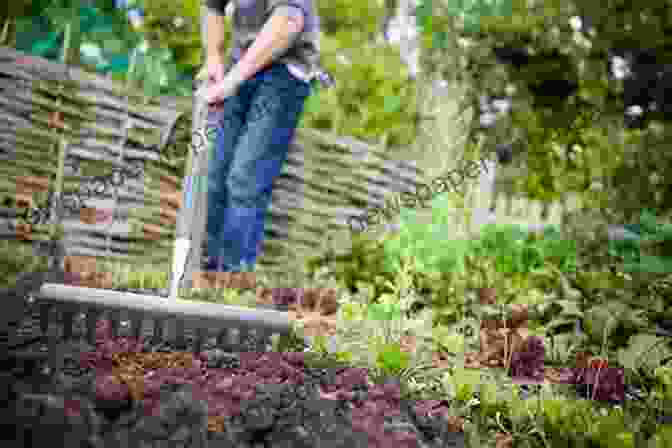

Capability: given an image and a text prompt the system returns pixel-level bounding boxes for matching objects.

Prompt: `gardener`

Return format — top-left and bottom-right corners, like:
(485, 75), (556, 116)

(200, 0), (321, 273)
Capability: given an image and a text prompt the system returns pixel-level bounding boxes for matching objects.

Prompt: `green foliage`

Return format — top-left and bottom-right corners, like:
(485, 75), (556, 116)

(12, 0), (211, 97)
(375, 341), (411, 377)
(650, 426), (672, 448)
(295, 0), (423, 147)
(618, 334), (671, 376)
(583, 301), (648, 349)
(0, 240), (50, 288)
(304, 230), (398, 300)
(329, 286), (443, 378)
(377, 217), (581, 324)
(380, 197), (576, 291)
(300, 36), (422, 148)
(127, 43), (181, 97)
(119, 0), (216, 97)
(14, 3), (140, 69)
(378, 214), (473, 324)
(440, 366), (482, 402)
(541, 399), (636, 448)
(545, 399), (597, 443)
(366, 301), (402, 321)
(416, 0), (672, 222)
(381, 214), (470, 277)
(431, 324), (466, 354)
(271, 326), (309, 353)
(140, 0), (207, 76)
(181, 286), (258, 307)
(441, 0), (513, 35)
(608, 209), (672, 274)
(1, 0), (44, 25)
(469, 223), (579, 275)
(654, 366), (672, 403)
(315, 0), (384, 47)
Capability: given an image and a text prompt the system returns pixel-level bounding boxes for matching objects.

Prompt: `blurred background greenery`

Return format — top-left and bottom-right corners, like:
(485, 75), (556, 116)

(1, 0), (671, 238)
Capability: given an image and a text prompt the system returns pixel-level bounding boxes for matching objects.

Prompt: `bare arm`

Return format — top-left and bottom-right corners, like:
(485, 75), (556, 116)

(231, 7), (305, 81)
(202, 5), (306, 102)
(206, 9), (227, 63)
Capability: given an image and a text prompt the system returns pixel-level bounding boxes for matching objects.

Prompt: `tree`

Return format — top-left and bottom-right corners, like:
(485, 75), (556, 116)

(414, 0), (672, 224)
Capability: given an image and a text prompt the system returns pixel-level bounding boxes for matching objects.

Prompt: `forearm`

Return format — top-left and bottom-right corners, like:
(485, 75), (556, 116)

(232, 9), (304, 81)
(206, 9), (227, 61)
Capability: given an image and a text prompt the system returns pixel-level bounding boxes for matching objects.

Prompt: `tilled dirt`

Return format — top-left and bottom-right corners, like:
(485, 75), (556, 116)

(1, 292), (467, 448)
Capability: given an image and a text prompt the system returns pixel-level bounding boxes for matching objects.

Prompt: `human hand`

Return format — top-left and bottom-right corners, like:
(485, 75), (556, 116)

(203, 65), (247, 104)
(197, 56), (226, 84)
(204, 75), (240, 104)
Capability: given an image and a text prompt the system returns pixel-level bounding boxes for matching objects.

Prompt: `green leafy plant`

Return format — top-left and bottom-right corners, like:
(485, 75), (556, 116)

(478, 381), (506, 417)
(331, 290), (385, 369)
(382, 207), (471, 278)
(366, 301), (403, 341)
(545, 332), (585, 366)
(271, 325), (309, 353)
(609, 209), (672, 274)
(649, 425), (672, 448)
(584, 301), (649, 349)
(441, 366), (482, 403)
(127, 270), (142, 289)
(653, 366), (672, 414)
(305, 230), (398, 300)
(375, 342), (411, 377)
(311, 334), (331, 357)
(618, 334), (671, 380)
(546, 399), (598, 444)
(491, 384), (553, 448)
(380, 208), (475, 326)
(306, 34), (422, 147)
(589, 409), (634, 448)
(374, 253), (425, 313)
(431, 324), (466, 354)
(469, 223), (579, 275)
(339, 301), (367, 321)
(364, 301), (408, 376)
(332, 291), (439, 381)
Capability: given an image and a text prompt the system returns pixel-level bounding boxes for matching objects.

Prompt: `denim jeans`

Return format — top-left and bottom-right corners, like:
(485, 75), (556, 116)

(205, 63), (312, 272)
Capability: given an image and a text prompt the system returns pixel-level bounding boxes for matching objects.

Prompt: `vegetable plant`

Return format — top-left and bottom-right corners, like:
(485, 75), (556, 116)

(375, 342), (411, 378)
(440, 366), (482, 403)
(654, 366), (672, 405)
(609, 209), (672, 274)
(468, 223), (579, 275)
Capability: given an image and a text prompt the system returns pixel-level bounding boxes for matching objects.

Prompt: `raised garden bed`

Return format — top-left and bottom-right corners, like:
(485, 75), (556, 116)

(2, 210), (672, 447)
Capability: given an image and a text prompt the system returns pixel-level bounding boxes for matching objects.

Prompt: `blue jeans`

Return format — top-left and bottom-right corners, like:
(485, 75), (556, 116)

(205, 63), (312, 272)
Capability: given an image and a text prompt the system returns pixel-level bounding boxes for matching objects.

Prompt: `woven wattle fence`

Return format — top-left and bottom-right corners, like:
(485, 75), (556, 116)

(0, 45), (432, 282)
(0, 41), (595, 287)
(0, 45), (186, 268)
